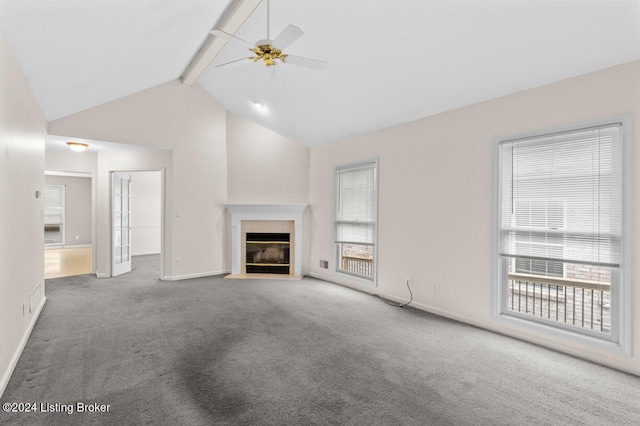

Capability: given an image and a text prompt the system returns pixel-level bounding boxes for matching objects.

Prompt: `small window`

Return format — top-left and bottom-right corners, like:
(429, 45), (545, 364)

(335, 160), (377, 281)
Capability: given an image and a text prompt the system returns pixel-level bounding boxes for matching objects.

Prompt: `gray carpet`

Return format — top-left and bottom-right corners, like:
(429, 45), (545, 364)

(1, 255), (640, 426)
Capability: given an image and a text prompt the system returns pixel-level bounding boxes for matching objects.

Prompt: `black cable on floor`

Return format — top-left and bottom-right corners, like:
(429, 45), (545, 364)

(377, 279), (413, 308)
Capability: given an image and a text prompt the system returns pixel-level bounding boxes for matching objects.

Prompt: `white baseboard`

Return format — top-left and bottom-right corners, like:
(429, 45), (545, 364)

(376, 291), (486, 328)
(96, 272), (109, 278)
(0, 296), (46, 399)
(308, 272), (376, 295)
(132, 251), (161, 256)
(161, 270), (229, 281)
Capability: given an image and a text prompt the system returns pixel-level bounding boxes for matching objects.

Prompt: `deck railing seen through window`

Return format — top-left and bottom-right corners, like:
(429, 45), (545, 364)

(506, 273), (610, 335)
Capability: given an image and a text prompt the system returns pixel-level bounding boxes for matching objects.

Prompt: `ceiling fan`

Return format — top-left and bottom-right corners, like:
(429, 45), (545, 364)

(211, 0), (327, 71)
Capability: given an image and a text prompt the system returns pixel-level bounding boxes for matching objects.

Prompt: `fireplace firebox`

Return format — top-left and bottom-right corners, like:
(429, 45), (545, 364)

(245, 233), (290, 274)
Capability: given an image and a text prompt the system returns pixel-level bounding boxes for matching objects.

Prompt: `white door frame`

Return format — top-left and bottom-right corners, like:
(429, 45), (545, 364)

(109, 168), (166, 278)
(45, 170), (96, 275)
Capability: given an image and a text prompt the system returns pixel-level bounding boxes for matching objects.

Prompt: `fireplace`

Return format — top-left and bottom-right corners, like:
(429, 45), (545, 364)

(225, 204), (307, 278)
(246, 232), (290, 274)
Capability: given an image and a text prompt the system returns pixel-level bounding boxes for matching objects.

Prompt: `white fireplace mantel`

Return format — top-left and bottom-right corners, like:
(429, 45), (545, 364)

(225, 204), (307, 277)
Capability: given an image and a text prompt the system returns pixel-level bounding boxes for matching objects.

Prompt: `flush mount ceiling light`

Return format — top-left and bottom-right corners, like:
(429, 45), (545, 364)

(66, 142), (89, 152)
(253, 101), (266, 112)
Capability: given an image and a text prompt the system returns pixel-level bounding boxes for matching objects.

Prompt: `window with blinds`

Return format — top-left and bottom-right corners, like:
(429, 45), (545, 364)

(335, 160), (377, 280)
(44, 185), (65, 245)
(497, 121), (627, 342)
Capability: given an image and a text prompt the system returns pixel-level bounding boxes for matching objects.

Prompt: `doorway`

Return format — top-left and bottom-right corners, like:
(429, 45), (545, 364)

(44, 171), (94, 279)
(111, 170), (164, 278)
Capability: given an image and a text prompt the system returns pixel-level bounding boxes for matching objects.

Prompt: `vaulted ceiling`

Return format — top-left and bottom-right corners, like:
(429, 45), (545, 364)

(1, 0), (639, 146)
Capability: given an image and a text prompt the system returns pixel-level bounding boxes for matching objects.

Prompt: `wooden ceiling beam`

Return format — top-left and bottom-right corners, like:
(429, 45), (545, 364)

(181, 0), (262, 86)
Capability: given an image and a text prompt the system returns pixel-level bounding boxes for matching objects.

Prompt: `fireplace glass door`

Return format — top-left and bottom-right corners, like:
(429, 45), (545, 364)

(246, 233), (290, 274)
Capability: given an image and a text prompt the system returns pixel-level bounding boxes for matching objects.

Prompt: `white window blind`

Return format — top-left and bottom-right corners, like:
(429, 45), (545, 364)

(44, 184), (65, 245)
(499, 123), (622, 268)
(335, 162), (377, 245)
(513, 199), (564, 277)
(44, 185), (64, 225)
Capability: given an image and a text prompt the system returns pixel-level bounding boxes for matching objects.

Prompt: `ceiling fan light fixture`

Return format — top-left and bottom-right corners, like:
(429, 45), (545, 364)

(210, 0), (327, 72)
(66, 142), (89, 152)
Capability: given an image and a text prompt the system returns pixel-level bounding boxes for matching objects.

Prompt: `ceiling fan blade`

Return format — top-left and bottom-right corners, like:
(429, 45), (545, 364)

(215, 57), (252, 69)
(273, 25), (304, 49)
(283, 55), (328, 71)
(210, 29), (255, 50)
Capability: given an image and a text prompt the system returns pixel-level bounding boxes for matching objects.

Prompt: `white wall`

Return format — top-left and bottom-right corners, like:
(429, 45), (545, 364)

(49, 80), (228, 280)
(0, 32), (46, 397)
(226, 112), (310, 203)
(130, 171), (162, 256)
(308, 60), (640, 375)
(45, 149), (97, 175)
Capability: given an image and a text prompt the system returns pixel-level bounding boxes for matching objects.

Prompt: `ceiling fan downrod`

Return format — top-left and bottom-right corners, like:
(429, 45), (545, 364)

(266, 0), (270, 41)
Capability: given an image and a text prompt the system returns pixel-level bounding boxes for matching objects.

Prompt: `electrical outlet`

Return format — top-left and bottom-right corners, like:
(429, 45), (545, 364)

(175, 259), (180, 265)
(433, 283), (438, 293)
(75, 235), (80, 240)
(319, 260), (329, 269)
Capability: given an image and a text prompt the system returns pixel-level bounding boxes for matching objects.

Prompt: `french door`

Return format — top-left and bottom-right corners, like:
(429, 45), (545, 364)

(112, 172), (132, 276)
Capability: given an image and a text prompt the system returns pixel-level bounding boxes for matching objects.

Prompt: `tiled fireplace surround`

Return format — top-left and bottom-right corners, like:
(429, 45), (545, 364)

(225, 204), (307, 277)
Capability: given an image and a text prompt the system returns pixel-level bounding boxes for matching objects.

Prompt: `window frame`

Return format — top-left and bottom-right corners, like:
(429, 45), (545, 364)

(334, 159), (379, 285)
(493, 116), (631, 355)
